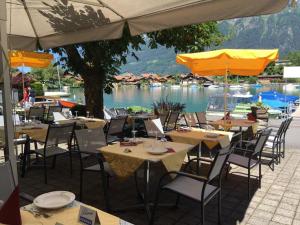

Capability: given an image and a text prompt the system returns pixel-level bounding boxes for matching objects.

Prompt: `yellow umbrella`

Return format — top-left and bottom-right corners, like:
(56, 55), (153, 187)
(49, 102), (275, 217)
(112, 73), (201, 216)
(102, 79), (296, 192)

(9, 50), (53, 68)
(176, 49), (279, 117)
(9, 51), (54, 121)
(9, 50), (54, 97)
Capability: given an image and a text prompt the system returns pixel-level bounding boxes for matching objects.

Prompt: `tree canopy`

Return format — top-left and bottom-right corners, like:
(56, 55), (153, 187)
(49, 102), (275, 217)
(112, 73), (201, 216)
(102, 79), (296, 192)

(45, 1), (224, 117)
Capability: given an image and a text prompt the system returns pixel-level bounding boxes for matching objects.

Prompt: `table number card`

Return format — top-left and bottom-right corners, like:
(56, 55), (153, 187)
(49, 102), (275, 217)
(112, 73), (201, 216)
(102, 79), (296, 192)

(78, 205), (101, 225)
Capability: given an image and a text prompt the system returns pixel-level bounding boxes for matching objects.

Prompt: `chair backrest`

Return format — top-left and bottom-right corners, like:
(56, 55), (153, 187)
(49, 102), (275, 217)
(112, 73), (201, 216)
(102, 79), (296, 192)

(254, 128), (272, 155)
(230, 132), (242, 146)
(116, 108), (128, 116)
(275, 119), (288, 138)
(165, 111), (179, 130)
(45, 123), (75, 147)
(158, 112), (169, 128)
(184, 113), (197, 127)
(144, 118), (164, 137)
(47, 106), (62, 119)
(196, 111), (208, 128)
(75, 128), (107, 154)
(62, 108), (73, 119)
(208, 145), (231, 181)
(28, 107), (45, 120)
(0, 161), (15, 206)
(107, 117), (126, 135)
(53, 112), (68, 122)
(282, 117), (293, 137)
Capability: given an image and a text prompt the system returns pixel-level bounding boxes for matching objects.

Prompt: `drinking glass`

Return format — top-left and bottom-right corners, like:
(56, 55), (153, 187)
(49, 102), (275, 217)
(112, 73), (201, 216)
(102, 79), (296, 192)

(86, 111), (90, 118)
(132, 130), (137, 142)
(75, 111), (78, 119)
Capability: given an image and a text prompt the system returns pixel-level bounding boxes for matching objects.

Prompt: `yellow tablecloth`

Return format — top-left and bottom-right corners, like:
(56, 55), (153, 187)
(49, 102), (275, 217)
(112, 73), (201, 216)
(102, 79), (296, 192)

(167, 128), (233, 149)
(21, 203), (121, 225)
(99, 138), (193, 178)
(209, 119), (258, 133)
(16, 124), (49, 142)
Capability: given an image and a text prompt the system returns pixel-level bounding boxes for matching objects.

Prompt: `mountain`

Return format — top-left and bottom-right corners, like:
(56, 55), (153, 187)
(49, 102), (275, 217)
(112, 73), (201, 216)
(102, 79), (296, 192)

(219, 6), (300, 55)
(120, 44), (189, 75)
(120, 6), (300, 75)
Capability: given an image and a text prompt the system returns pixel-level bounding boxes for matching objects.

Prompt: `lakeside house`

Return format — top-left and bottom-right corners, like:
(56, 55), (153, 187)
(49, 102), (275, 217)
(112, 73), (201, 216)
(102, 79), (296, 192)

(113, 73), (216, 86)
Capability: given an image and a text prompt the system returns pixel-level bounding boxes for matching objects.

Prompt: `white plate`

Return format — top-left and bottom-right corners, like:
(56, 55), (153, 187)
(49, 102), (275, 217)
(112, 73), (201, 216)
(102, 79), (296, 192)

(147, 147), (168, 155)
(33, 191), (75, 209)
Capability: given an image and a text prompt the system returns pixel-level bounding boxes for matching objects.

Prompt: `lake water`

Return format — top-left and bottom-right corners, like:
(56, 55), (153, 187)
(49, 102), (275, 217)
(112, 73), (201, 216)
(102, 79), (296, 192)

(66, 84), (300, 112)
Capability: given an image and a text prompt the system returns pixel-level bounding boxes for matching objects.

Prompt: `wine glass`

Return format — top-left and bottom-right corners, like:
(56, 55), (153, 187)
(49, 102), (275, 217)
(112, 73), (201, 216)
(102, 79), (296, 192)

(132, 130), (137, 142)
(75, 111), (78, 119)
(86, 111), (90, 118)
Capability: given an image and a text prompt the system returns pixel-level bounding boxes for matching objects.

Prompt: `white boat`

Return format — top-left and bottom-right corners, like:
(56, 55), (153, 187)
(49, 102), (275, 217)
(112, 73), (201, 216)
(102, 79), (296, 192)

(203, 82), (212, 87)
(171, 84), (181, 89)
(208, 85), (219, 89)
(149, 82), (162, 87)
(229, 85), (243, 89)
(232, 92), (253, 98)
(44, 91), (71, 97)
(283, 83), (296, 91)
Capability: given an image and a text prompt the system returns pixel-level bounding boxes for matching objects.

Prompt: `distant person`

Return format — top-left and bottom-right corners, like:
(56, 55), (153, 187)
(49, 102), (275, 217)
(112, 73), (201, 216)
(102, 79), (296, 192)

(247, 106), (257, 122)
(28, 87), (36, 104)
(22, 87), (29, 103)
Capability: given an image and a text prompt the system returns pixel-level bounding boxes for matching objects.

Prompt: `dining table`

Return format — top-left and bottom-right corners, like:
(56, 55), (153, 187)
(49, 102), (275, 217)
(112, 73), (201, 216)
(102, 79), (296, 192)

(56, 116), (107, 129)
(167, 127), (233, 174)
(21, 201), (133, 225)
(98, 138), (194, 218)
(127, 113), (156, 130)
(209, 119), (258, 133)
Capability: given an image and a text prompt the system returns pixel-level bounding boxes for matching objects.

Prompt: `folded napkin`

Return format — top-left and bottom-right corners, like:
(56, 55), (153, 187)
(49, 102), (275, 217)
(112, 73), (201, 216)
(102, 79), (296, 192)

(0, 186), (21, 225)
(177, 128), (192, 133)
(120, 142), (137, 146)
(166, 148), (176, 153)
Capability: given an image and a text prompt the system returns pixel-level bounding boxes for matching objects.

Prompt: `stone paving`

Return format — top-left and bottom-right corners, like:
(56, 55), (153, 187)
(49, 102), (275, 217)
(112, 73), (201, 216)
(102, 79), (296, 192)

(18, 118), (300, 225)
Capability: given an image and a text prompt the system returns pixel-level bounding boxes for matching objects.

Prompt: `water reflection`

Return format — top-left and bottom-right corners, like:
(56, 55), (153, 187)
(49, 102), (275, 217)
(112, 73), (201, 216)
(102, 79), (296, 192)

(68, 84), (300, 112)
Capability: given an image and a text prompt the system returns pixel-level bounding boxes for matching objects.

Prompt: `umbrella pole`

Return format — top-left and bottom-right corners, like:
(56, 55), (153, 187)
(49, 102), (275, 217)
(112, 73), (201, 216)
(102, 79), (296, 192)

(224, 70), (228, 120)
(0, 5), (18, 182)
(22, 63), (27, 121)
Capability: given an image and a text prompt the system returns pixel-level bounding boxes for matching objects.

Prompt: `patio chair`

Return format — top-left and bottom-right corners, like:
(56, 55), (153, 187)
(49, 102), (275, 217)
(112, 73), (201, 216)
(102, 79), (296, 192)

(262, 120), (287, 170)
(53, 112), (68, 123)
(184, 112), (198, 127)
(116, 108), (128, 116)
(144, 118), (164, 138)
(149, 145), (232, 225)
(164, 111), (180, 131)
(45, 105), (62, 123)
(28, 106), (45, 121)
(75, 128), (113, 209)
(280, 117), (293, 159)
(158, 112), (169, 130)
(106, 117), (127, 143)
(195, 111), (214, 129)
(26, 123), (75, 184)
(226, 128), (272, 199)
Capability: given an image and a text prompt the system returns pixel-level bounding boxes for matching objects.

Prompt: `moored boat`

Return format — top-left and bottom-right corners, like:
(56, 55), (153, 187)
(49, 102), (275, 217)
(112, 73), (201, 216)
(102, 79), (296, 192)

(59, 99), (78, 108)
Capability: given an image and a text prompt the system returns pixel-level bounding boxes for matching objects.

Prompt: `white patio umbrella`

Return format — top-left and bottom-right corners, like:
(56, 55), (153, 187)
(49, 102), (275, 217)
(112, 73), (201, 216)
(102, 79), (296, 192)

(0, 0), (289, 182)
(5, 0), (289, 50)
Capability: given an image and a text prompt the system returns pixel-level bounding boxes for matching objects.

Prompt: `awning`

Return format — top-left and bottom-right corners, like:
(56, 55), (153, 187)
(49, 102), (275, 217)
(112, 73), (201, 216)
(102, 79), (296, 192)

(176, 49), (279, 76)
(6, 0), (288, 50)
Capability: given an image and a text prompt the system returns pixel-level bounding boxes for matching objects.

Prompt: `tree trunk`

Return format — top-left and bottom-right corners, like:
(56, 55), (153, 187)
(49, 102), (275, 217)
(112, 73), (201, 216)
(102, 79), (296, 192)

(82, 72), (104, 119)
